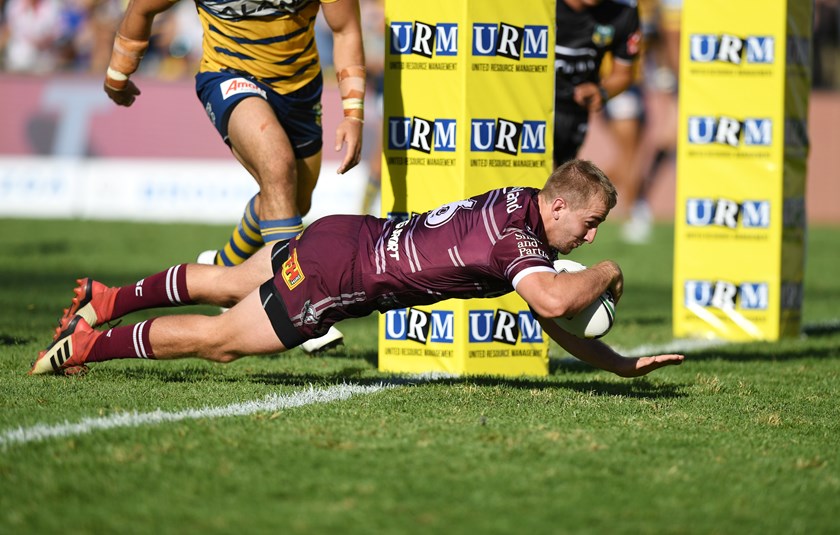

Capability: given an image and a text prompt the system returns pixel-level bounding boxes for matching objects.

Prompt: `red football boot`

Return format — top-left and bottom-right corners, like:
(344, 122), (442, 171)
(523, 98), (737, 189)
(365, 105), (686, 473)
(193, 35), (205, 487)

(53, 278), (117, 341)
(32, 316), (100, 376)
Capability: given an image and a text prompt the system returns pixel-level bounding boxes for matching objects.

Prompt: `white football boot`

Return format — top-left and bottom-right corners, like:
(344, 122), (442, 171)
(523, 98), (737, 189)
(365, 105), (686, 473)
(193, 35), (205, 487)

(301, 326), (344, 354)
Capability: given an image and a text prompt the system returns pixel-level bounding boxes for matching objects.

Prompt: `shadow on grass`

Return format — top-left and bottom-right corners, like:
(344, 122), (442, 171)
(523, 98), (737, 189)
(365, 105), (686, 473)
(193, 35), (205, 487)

(102, 362), (686, 400)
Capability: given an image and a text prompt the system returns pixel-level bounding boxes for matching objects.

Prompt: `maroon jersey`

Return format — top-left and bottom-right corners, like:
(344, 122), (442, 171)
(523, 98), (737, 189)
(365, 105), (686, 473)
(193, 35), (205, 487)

(273, 187), (558, 339)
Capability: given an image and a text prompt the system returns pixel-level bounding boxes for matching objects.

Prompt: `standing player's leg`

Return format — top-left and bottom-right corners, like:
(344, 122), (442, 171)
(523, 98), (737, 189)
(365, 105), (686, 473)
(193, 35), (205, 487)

(295, 151), (322, 219)
(211, 96), (304, 267)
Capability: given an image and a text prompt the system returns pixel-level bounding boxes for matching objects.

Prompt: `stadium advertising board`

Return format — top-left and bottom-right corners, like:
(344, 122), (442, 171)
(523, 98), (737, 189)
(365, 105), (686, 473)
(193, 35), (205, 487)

(378, 0), (555, 376)
(673, 0), (811, 341)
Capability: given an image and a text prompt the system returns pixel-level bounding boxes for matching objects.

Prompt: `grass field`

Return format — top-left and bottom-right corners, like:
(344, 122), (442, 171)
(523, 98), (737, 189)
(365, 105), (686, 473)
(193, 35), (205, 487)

(1, 218), (839, 534)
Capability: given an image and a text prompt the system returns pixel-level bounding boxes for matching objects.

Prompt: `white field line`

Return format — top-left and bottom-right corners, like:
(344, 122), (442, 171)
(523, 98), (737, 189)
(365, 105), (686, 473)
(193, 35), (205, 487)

(0, 383), (392, 449)
(5, 324), (838, 449)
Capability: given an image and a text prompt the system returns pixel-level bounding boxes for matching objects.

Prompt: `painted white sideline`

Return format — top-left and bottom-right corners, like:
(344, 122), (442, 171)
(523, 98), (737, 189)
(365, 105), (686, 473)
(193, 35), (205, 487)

(0, 383), (391, 448)
(5, 325), (836, 449)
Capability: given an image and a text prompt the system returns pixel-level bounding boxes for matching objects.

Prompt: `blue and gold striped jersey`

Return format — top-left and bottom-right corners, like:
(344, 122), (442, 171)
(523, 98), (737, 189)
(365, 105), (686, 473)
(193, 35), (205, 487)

(195, 0), (337, 93)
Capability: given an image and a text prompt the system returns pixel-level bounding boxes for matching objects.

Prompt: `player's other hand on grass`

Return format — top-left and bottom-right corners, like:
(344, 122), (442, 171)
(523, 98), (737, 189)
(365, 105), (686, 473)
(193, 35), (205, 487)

(104, 80), (141, 107)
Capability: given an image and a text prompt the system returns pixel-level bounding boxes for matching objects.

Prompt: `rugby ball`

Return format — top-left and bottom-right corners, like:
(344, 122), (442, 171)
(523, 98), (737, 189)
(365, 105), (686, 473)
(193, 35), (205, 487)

(551, 259), (616, 339)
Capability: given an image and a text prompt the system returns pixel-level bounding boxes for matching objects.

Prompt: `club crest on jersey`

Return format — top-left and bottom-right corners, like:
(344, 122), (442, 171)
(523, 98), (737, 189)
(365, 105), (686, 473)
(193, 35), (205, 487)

(220, 78), (267, 100)
(425, 199), (476, 228)
(282, 249), (305, 290)
(591, 25), (615, 48)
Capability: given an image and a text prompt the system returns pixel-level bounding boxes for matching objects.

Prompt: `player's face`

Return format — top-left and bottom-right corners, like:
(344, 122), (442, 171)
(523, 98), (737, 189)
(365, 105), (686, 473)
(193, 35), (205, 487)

(553, 197), (609, 254)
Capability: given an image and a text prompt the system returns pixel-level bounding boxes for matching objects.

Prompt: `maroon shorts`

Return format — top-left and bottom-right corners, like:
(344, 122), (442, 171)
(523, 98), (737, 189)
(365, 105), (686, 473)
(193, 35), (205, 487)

(260, 216), (373, 348)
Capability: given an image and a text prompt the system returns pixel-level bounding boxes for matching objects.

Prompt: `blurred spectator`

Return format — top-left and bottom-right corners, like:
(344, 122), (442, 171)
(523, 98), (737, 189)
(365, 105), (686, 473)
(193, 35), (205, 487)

(57, 0), (122, 73)
(599, 0), (659, 243)
(553, 0), (641, 168)
(613, 0), (681, 244)
(814, 0), (840, 89)
(147, 1), (203, 80)
(358, 0), (384, 215)
(1, 0), (63, 73)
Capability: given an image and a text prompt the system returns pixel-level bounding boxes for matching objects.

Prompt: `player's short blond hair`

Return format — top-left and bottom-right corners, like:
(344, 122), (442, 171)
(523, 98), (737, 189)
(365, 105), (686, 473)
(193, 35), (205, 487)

(540, 159), (617, 211)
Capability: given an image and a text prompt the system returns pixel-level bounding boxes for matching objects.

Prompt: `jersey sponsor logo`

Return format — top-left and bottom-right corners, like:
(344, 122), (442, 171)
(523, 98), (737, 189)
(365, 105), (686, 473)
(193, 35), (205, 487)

(689, 34), (775, 65)
(281, 249), (305, 290)
(687, 116), (772, 147)
(387, 117), (457, 153)
(220, 78), (267, 100)
(386, 220), (409, 260)
(505, 187), (525, 214)
(199, 0), (314, 20)
(390, 21), (458, 57)
(470, 118), (546, 155)
(513, 231), (548, 258)
(472, 23), (549, 59)
(468, 309), (543, 344)
(425, 199), (477, 228)
(686, 199), (770, 229)
(384, 308), (454, 344)
(684, 280), (769, 311)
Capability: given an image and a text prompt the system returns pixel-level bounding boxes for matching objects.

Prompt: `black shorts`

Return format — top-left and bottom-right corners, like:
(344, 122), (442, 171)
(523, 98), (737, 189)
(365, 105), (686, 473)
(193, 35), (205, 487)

(553, 108), (589, 166)
(260, 217), (373, 347)
(259, 242), (307, 349)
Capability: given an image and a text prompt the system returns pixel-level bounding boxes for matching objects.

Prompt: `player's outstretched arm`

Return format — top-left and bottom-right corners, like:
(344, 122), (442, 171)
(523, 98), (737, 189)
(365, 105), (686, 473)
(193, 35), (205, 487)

(538, 317), (684, 377)
(104, 0), (175, 106)
(323, 0), (365, 174)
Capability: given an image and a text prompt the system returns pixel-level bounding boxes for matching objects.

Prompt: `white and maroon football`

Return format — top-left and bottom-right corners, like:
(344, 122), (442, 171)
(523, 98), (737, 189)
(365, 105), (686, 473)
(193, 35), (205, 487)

(551, 259), (616, 339)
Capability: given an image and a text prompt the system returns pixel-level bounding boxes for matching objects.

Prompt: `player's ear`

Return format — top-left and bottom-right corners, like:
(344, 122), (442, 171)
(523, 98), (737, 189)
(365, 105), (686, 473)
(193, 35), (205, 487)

(551, 197), (566, 220)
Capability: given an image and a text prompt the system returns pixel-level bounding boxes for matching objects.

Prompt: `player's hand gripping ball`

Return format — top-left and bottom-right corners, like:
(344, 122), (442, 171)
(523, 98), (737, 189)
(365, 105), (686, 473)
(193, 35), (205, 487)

(552, 259), (616, 339)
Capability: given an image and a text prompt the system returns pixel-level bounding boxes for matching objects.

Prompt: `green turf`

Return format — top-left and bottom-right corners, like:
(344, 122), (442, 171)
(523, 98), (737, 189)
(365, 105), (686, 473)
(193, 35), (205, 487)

(1, 218), (838, 535)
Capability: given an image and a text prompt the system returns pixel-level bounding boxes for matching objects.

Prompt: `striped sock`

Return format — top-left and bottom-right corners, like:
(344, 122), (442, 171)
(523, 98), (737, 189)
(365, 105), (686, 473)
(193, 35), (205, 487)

(111, 264), (192, 319)
(217, 195), (264, 266)
(88, 319), (156, 362)
(259, 215), (304, 244)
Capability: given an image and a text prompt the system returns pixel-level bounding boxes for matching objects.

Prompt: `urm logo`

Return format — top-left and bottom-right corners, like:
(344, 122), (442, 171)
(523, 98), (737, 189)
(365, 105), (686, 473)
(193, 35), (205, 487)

(689, 34), (774, 64)
(390, 21), (458, 57)
(686, 198), (770, 228)
(387, 117), (457, 153)
(685, 281), (769, 310)
(469, 310), (543, 344)
(687, 117), (772, 147)
(472, 23), (549, 59)
(470, 119), (546, 155)
(384, 309), (454, 344)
